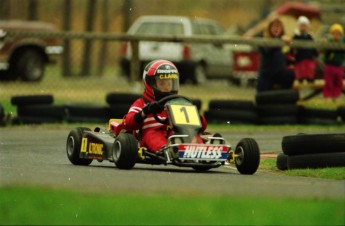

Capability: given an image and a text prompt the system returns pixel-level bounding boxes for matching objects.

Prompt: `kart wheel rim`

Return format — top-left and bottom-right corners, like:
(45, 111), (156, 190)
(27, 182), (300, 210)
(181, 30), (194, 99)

(235, 146), (244, 166)
(67, 136), (75, 157)
(113, 140), (121, 161)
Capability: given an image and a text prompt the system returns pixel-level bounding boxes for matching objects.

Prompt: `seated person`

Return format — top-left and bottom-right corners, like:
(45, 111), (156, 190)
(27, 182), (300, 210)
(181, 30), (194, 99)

(123, 60), (207, 152)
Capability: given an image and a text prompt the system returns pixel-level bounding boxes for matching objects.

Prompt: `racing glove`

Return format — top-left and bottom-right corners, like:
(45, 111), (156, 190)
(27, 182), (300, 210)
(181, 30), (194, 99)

(142, 101), (164, 115)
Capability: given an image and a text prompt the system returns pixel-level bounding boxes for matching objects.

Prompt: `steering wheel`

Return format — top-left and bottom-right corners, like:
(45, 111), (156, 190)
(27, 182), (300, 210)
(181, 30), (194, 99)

(153, 95), (192, 125)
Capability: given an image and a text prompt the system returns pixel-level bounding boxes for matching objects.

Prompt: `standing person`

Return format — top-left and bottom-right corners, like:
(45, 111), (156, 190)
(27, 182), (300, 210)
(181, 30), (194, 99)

(292, 16), (318, 83)
(323, 24), (345, 102)
(124, 60), (207, 153)
(257, 18), (295, 93)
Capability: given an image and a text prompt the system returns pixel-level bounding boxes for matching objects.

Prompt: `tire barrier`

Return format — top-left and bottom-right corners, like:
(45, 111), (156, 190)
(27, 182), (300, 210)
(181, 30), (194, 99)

(256, 90), (299, 125)
(65, 104), (110, 123)
(204, 100), (257, 124)
(337, 106), (345, 124)
(298, 107), (339, 125)
(5, 94), (345, 125)
(0, 103), (5, 126)
(11, 94), (54, 106)
(277, 133), (345, 170)
(11, 95), (65, 125)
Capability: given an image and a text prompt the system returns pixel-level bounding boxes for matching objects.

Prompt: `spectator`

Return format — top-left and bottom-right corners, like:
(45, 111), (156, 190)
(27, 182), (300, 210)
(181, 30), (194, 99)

(257, 18), (295, 93)
(292, 16), (318, 83)
(323, 24), (345, 102)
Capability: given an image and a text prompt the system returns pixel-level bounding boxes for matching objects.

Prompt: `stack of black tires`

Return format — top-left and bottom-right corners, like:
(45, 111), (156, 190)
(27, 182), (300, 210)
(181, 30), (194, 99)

(204, 100), (257, 124)
(256, 90), (299, 125)
(298, 107), (339, 125)
(339, 106), (345, 124)
(65, 104), (110, 123)
(12, 95), (65, 124)
(277, 133), (345, 170)
(0, 103), (5, 126)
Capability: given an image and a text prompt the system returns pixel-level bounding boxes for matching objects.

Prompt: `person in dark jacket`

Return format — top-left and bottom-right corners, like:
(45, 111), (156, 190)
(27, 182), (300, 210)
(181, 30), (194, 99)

(292, 16), (318, 83)
(257, 18), (295, 93)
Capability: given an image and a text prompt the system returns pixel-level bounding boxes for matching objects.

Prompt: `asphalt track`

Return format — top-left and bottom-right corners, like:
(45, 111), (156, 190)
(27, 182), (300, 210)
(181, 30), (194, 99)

(0, 127), (344, 199)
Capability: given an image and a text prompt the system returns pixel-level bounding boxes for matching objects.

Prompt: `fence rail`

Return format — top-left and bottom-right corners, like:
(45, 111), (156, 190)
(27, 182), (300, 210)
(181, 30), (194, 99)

(4, 31), (345, 82)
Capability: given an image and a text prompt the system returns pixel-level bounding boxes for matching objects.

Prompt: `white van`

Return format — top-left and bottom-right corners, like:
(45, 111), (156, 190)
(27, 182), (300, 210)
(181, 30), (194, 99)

(119, 16), (232, 84)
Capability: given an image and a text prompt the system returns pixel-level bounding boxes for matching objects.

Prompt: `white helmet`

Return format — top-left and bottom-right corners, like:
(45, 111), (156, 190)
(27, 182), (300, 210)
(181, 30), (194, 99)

(297, 16), (310, 26)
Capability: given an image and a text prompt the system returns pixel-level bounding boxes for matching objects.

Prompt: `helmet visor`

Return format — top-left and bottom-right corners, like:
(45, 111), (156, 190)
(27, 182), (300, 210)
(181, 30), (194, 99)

(154, 73), (179, 94)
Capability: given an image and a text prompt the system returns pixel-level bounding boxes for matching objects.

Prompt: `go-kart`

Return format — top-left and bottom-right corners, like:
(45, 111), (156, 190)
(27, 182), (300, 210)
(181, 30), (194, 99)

(66, 95), (260, 174)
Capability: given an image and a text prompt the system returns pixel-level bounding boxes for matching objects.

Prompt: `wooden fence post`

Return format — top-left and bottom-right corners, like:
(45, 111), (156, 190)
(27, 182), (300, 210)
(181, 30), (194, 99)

(130, 40), (139, 83)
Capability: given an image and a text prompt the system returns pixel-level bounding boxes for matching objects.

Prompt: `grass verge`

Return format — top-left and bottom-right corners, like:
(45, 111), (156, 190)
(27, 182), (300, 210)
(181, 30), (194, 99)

(260, 159), (345, 180)
(0, 186), (344, 225)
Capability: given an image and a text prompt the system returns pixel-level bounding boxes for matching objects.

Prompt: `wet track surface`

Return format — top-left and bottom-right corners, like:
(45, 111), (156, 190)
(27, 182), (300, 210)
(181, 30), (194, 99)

(0, 127), (344, 199)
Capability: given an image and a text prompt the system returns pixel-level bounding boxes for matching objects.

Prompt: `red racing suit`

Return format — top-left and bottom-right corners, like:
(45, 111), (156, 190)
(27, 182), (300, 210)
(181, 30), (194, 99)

(123, 93), (207, 152)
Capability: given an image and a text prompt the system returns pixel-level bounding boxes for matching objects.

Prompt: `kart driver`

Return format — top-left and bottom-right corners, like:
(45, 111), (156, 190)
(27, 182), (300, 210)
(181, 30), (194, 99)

(124, 60), (207, 152)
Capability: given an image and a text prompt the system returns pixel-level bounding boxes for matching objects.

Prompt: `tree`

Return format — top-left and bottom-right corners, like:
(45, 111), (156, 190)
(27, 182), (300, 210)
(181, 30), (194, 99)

(97, 0), (110, 76)
(62, 0), (72, 77)
(0, 0), (10, 20)
(122, 0), (133, 32)
(80, 0), (97, 76)
(28, 0), (38, 20)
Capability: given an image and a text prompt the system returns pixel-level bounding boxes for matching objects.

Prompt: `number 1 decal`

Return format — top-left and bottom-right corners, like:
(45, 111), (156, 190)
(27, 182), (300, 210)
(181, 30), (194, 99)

(180, 106), (190, 123)
(169, 105), (201, 126)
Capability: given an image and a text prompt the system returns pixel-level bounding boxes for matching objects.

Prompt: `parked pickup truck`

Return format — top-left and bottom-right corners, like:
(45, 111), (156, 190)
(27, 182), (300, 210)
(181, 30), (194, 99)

(0, 20), (63, 82)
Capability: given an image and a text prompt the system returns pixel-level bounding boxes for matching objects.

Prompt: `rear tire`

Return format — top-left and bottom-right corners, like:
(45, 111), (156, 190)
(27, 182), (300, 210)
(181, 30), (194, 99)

(66, 127), (93, 165)
(112, 133), (138, 169)
(235, 138), (260, 174)
(16, 49), (45, 82)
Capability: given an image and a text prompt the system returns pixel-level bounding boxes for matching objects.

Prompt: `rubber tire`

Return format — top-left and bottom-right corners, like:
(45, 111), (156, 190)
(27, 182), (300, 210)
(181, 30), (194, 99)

(11, 95), (54, 106)
(276, 153), (288, 171)
(257, 104), (298, 117)
(205, 109), (258, 124)
(106, 93), (141, 105)
(66, 116), (109, 124)
(17, 105), (65, 120)
(65, 104), (110, 118)
(299, 107), (338, 119)
(282, 133), (345, 155)
(287, 152), (345, 169)
(191, 99), (202, 112)
(112, 133), (138, 169)
(299, 118), (338, 125)
(256, 90), (299, 105)
(259, 116), (297, 125)
(0, 103), (4, 120)
(235, 138), (260, 175)
(15, 49), (45, 82)
(66, 127), (93, 165)
(208, 100), (255, 111)
(338, 106), (345, 120)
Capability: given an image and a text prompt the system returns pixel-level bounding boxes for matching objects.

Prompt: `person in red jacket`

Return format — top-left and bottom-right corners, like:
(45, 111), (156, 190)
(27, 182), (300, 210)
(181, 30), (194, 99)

(123, 60), (207, 152)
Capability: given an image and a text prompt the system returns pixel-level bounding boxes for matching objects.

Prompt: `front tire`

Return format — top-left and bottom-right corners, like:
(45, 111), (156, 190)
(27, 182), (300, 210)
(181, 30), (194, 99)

(112, 133), (138, 169)
(66, 127), (93, 165)
(235, 138), (260, 174)
(16, 49), (45, 82)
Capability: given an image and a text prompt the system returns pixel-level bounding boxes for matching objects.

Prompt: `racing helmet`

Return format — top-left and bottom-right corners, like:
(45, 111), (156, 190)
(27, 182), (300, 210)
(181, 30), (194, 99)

(143, 60), (179, 100)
